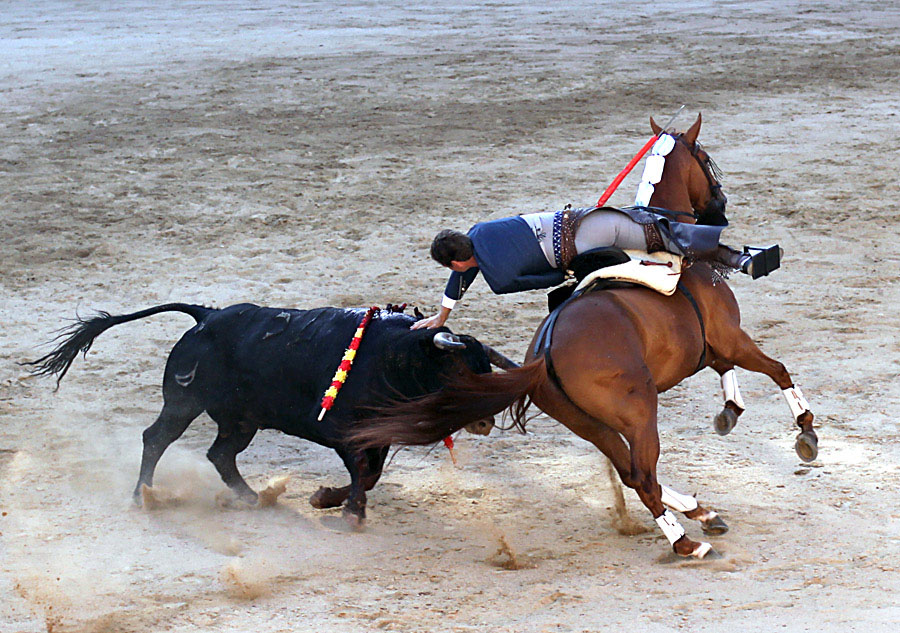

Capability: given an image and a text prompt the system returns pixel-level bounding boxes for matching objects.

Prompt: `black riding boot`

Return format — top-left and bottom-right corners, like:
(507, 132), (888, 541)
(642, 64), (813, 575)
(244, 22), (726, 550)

(713, 244), (781, 279)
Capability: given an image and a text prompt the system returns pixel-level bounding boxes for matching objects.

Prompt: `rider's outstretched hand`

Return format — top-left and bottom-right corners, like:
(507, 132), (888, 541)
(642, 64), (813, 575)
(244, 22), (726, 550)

(410, 313), (447, 330)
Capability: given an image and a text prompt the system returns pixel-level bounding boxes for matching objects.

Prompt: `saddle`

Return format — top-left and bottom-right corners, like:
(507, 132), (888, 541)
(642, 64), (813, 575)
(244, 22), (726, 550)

(538, 246), (705, 376)
(547, 247), (683, 313)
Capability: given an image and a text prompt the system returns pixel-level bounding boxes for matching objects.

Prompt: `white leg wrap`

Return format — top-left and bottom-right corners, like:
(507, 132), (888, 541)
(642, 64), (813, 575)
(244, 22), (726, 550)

(693, 542), (713, 559)
(655, 509), (686, 545)
(661, 485), (699, 513)
(721, 369), (746, 410)
(782, 385), (810, 420)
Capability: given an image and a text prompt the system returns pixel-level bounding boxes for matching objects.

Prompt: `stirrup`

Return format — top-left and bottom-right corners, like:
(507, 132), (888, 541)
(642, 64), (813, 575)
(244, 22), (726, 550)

(742, 245), (781, 279)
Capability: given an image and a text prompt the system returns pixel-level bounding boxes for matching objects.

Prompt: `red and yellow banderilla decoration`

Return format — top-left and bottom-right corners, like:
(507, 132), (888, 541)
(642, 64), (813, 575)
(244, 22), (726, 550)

(316, 304), (460, 466)
(318, 306), (379, 421)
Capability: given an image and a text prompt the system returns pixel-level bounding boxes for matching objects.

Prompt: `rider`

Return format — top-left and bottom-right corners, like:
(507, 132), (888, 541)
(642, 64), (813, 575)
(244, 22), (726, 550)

(411, 206), (776, 330)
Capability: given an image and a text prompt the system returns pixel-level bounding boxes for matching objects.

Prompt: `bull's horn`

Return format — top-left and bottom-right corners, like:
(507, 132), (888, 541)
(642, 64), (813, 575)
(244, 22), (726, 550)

(433, 331), (466, 350)
(482, 344), (521, 370)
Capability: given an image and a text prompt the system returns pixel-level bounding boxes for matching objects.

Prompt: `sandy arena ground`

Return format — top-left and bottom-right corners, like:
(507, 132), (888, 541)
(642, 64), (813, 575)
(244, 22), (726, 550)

(2, 1), (899, 631)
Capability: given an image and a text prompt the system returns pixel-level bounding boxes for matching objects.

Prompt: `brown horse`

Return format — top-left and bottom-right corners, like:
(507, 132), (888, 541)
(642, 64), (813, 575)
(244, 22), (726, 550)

(351, 114), (817, 559)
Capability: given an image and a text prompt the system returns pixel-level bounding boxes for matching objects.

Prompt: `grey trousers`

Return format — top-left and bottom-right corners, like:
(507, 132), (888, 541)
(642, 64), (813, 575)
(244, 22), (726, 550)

(574, 210), (656, 254)
(527, 209), (695, 269)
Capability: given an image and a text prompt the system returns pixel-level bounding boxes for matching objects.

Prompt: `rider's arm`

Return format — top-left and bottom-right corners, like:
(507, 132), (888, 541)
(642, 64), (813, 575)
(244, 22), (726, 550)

(411, 267), (480, 329)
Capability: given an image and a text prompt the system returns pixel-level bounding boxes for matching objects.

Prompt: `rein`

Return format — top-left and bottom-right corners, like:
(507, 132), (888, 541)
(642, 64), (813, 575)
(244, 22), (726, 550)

(675, 281), (707, 374)
(630, 205), (697, 222)
(675, 133), (724, 205)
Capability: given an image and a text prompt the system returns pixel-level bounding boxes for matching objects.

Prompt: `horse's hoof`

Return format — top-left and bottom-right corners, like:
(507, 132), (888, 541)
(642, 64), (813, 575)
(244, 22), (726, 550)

(681, 541), (718, 559)
(714, 407), (738, 436)
(341, 507), (366, 532)
(701, 515), (729, 536)
(795, 431), (818, 462)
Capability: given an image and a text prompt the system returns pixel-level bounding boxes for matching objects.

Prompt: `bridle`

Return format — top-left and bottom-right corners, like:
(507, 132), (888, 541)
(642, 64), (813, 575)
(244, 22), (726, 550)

(674, 133), (728, 226)
(634, 132), (727, 225)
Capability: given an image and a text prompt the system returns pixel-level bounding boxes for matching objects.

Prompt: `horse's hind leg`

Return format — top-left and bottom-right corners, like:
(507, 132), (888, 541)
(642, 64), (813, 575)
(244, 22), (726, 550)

(206, 424), (259, 503)
(660, 484), (729, 535)
(626, 417), (715, 559)
(708, 359), (744, 436)
(532, 376), (644, 532)
(590, 428), (727, 536)
(538, 370), (715, 558)
(135, 401), (203, 502)
(715, 329), (817, 461)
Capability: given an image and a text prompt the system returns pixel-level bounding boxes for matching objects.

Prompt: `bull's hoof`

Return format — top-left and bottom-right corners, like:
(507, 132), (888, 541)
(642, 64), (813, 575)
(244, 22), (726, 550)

(310, 487), (343, 509)
(795, 431), (818, 463)
(341, 506), (366, 532)
(214, 489), (258, 508)
(238, 490), (259, 505)
(140, 484), (177, 510)
(700, 514), (729, 536)
(714, 407), (738, 436)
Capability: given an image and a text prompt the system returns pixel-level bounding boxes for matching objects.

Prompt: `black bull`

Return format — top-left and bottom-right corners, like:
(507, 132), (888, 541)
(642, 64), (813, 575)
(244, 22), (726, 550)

(28, 302), (512, 525)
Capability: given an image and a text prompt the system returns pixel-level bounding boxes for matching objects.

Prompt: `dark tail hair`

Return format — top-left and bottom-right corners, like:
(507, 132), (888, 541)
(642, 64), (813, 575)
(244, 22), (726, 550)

(347, 357), (548, 449)
(25, 303), (214, 387)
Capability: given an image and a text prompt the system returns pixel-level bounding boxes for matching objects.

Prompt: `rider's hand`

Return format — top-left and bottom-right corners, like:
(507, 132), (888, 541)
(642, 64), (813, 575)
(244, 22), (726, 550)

(411, 313), (447, 330)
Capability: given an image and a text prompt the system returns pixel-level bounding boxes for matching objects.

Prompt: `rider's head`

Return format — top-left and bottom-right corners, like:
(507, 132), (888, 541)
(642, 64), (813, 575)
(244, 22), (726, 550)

(430, 230), (474, 268)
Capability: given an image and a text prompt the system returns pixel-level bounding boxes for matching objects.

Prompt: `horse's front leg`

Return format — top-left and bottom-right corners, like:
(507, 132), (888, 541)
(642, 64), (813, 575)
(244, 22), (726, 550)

(708, 360), (745, 436)
(717, 329), (817, 461)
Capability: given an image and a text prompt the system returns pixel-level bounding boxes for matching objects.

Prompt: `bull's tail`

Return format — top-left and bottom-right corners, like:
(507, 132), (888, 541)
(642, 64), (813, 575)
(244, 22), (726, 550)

(347, 356), (549, 449)
(25, 303), (214, 387)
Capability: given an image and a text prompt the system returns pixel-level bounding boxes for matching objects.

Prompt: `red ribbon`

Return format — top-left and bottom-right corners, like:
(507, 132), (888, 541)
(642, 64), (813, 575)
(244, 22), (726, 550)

(596, 134), (659, 207)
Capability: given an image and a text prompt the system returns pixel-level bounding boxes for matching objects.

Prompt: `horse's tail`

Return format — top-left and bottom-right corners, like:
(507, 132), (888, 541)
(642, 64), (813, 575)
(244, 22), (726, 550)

(25, 303), (214, 388)
(347, 356), (549, 449)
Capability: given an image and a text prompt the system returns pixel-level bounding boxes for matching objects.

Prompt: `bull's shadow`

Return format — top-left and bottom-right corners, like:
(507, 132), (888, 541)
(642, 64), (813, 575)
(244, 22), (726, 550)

(27, 301), (509, 528)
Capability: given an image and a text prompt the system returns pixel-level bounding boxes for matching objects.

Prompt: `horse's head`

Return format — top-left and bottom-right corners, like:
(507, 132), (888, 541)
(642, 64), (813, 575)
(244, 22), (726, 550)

(648, 113), (728, 226)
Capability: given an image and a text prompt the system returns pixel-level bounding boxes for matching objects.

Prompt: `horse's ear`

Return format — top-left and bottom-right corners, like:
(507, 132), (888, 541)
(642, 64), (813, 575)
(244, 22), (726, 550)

(683, 113), (702, 145)
(650, 116), (662, 136)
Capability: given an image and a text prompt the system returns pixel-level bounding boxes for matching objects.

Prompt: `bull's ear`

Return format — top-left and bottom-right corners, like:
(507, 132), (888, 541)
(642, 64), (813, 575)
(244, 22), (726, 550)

(432, 331), (466, 351)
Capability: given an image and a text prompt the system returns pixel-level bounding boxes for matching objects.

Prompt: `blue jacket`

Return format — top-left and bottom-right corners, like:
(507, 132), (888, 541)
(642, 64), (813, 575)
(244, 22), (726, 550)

(444, 216), (564, 300)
